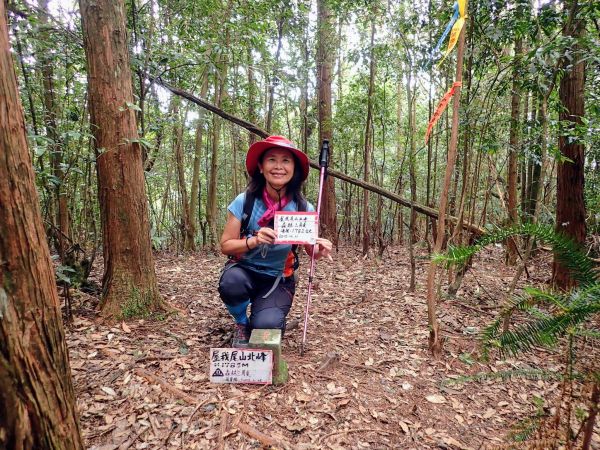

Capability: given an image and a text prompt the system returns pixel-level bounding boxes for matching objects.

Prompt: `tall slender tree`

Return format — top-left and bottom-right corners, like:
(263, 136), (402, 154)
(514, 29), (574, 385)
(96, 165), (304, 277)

(425, 4), (468, 357)
(0, 1), (83, 445)
(506, 29), (523, 266)
(553, 0), (586, 289)
(38, 0), (71, 258)
(317, 0), (337, 243)
(362, 16), (376, 256)
(80, 0), (164, 319)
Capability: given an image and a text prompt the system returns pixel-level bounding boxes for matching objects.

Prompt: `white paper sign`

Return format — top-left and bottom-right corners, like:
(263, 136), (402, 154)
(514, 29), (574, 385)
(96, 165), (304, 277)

(274, 211), (318, 245)
(209, 348), (273, 384)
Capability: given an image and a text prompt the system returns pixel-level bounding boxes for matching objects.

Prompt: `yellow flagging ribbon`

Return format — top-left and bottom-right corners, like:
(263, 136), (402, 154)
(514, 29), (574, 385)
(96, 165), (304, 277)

(438, 0), (467, 66)
(425, 81), (462, 144)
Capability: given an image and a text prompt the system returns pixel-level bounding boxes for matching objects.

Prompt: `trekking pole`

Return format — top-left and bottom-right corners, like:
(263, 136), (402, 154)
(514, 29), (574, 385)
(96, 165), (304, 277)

(300, 139), (329, 356)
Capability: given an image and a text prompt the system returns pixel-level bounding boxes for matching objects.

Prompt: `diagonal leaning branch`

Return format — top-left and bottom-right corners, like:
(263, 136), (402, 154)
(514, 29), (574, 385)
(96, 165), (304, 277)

(148, 75), (486, 236)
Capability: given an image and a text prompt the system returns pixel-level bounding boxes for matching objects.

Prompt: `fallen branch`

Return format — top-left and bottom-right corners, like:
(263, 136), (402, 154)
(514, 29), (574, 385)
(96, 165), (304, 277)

(148, 75), (485, 236)
(317, 351), (340, 372)
(317, 427), (391, 445)
(236, 422), (292, 450)
(217, 409), (228, 450)
(134, 368), (199, 405)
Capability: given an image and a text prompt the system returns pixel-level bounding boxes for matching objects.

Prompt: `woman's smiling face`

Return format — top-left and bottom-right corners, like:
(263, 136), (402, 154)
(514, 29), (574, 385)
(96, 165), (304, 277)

(259, 148), (295, 189)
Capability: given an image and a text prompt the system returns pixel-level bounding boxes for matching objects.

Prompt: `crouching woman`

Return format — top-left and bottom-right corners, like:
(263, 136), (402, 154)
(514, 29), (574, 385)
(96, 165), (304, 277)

(218, 135), (332, 347)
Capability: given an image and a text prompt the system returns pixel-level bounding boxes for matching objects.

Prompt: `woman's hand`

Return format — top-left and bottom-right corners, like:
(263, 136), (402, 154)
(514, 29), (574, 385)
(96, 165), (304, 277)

(255, 227), (277, 245)
(315, 237), (333, 261)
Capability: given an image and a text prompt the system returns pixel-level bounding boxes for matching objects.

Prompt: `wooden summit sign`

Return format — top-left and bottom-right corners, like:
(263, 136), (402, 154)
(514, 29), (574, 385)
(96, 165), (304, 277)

(209, 348), (273, 384)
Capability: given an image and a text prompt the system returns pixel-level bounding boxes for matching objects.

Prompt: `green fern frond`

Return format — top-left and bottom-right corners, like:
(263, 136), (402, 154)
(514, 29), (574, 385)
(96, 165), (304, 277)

(510, 417), (542, 442)
(575, 328), (600, 340)
(436, 223), (598, 286)
(495, 303), (600, 357)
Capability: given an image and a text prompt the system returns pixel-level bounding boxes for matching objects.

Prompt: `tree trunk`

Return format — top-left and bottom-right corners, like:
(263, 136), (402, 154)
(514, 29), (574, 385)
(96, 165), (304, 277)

(506, 34), (523, 265)
(247, 46), (258, 148)
(425, 9), (468, 357)
(80, 0), (164, 320)
(553, 0), (586, 289)
(0, 2), (83, 445)
(190, 74), (209, 245)
(172, 99), (194, 251)
(317, 0), (337, 243)
(407, 67), (417, 291)
(266, 16), (284, 133)
(503, 95), (550, 331)
(38, 0), (71, 258)
(207, 65), (228, 247)
(362, 17), (376, 256)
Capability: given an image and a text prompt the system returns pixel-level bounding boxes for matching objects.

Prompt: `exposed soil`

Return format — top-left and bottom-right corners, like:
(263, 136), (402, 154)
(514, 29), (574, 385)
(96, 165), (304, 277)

(67, 246), (599, 449)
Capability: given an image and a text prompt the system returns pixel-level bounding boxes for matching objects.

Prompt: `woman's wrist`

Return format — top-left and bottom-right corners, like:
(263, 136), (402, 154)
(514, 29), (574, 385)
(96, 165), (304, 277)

(245, 235), (257, 251)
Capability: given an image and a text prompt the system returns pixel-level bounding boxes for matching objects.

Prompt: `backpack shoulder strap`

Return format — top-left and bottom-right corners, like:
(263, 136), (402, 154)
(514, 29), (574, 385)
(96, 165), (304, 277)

(296, 195), (307, 212)
(240, 190), (256, 237)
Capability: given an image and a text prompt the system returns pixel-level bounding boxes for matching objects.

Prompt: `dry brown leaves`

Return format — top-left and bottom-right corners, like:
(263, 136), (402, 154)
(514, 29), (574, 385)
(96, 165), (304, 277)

(66, 246), (599, 449)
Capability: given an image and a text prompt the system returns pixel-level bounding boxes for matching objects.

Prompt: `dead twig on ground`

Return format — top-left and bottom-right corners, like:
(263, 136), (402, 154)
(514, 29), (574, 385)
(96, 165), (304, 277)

(134, 368), (199, 404)
(236, 422), (293, 450)
(317, 427), (391, 445)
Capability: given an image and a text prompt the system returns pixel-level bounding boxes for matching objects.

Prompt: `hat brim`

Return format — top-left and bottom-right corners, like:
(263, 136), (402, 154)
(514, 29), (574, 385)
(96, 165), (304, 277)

(246, 141), (310, 181)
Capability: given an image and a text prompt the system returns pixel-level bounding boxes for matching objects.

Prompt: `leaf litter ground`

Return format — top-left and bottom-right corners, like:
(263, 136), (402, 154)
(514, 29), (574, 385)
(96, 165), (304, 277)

(68, 246), (599, 449)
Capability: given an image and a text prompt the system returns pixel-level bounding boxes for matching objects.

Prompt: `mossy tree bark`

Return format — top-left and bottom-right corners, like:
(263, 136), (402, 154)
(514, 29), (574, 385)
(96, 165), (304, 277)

(0, 1), (83, 446)
(80, 0), (164, 320)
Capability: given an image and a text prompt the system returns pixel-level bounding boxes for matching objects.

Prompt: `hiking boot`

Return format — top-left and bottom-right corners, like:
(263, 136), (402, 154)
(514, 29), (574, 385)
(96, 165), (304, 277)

(231, 323), (251, 348)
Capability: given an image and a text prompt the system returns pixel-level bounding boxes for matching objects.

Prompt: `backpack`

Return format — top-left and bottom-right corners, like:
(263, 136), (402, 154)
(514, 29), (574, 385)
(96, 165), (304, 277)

(240, 189), (307, 275)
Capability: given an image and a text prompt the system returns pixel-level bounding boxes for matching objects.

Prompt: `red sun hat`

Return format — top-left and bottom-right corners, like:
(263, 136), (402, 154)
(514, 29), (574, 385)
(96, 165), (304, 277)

(246, 135), (310, 181)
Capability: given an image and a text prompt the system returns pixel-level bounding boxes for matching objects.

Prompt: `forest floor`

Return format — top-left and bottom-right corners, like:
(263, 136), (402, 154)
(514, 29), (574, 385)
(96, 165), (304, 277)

(66, 245), (599, 450)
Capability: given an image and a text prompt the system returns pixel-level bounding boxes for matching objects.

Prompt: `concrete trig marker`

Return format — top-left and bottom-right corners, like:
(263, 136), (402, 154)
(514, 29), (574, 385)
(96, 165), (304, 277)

(209, 329), (288, 385)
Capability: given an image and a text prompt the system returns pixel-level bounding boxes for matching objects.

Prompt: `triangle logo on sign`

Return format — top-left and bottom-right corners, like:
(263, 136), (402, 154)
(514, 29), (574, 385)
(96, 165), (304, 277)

(212, 368), (224, 377)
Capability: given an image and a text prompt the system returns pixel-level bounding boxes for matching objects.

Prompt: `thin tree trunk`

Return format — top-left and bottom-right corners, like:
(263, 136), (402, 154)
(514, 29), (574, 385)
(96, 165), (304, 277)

(80, 0), (164, 319)
(317, 0), (337, 243)
(519, 90), (529, 217)
(582, 381), (599, 450)
(425, 10), (468, 357)
(506, 34), (523, 265)
(265, 16), (284, 133)
(0, 3), (83, 444)
(503, 95), (550, 331)
(247, 46), (258, 148)
(362, 17), (376, 256)
(396, 77), (405, 245)
(39, 0), (71, 258)
(189, 74), (209, 246)
(172, 100), (194, 251)
(407, 67), (417, 291)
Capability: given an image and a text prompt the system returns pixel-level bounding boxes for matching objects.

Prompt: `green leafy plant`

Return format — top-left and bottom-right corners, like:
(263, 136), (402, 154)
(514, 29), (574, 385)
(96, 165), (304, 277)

(434, 223), (599, 359)
(436, 223), (599, 447)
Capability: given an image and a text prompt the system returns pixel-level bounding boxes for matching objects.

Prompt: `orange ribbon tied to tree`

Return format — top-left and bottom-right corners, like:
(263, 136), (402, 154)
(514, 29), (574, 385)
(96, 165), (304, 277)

(425, 81), (462, 144)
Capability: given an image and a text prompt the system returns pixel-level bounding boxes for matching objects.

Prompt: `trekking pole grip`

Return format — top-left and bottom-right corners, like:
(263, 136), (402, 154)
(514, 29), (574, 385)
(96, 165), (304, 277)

(319, 139), (329, 168)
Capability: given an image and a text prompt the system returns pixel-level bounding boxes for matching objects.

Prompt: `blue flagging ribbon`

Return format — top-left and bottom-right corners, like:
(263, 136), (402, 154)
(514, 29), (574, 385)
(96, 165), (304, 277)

(432, 2), (459, 57)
